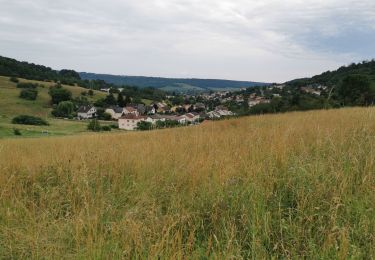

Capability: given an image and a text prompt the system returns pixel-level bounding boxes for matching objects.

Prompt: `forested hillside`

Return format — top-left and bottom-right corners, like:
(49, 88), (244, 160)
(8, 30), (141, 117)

(80, 72), (269, 93)
(287, 60), (375, 87)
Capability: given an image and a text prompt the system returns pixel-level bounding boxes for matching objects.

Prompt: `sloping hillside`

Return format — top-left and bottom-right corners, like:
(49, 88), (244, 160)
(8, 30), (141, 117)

(0, 76), (107, 138)
(0, 107), (374, 258)
(288, 60), (375, 86)
(80, 72), (270, 93)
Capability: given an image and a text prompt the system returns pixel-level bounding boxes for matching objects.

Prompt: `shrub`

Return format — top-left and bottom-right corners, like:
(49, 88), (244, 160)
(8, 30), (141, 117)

(137, 121), (153, 131)
(51, 101), (75, 118)
(49, 84), (72, 104)
(96, 108), (112, 121)
(19, 89), (38, 100)
(10, 77), (19, 83)
(101, 125), (112, 131)
(17, 82), (38, 89)
(87, 119), (101, 132)
(12, 115), (49, 126)
(13, 128), (22, 135)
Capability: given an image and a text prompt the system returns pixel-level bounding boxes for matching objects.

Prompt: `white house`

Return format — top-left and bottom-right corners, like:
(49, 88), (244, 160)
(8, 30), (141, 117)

(118, 114), (146, 130)
(216, 110), (235, 116)
(77, 105), (97, 119)
(163, 115), (187, 124)
(146, 105), (156, 115)
(145, 114), (166, 125)
(105, 106), (124, 120)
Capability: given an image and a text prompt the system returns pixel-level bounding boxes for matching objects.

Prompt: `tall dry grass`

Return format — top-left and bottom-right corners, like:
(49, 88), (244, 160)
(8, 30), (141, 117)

(0, 107), (374, 258)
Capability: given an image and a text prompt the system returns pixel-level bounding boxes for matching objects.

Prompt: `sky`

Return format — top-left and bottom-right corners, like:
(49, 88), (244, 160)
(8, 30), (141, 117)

(0, 0), (374, 82)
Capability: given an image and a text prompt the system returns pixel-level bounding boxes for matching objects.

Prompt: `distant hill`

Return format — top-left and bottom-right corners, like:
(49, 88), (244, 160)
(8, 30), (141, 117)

(79, 72), (270, 93)
(287, 60), (375, 87)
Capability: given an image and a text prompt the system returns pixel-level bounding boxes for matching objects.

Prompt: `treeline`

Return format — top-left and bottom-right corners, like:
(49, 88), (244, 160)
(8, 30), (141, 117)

(0, 56), (81, 85)
(0, 55), (166, 101)
(288, 60), (375, 87)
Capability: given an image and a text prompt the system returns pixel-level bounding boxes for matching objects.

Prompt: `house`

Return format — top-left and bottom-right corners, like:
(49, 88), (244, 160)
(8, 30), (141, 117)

(248, 97), (270, 107)
(146, 105), (157, 115)
(194, 103), (206, 111)
(163, 115), (187, 124)
(105, 106), (124, 119)
(128, 103), (146, 115)
(145, 114), (166, 125)
(123, 106), (140, 116)
(100, 88), (111, 94)
(207, 111), (221, 119)
(301, 86), (321, 96)
(184, 112), (200, 123)
(118, 114), (146, 130)
(248, 100), (261, 107)
(216, 110), (235, 117)
(155, 102), (171, 113)
(77, 105), (97, 119)
(215, 105), (228, 111)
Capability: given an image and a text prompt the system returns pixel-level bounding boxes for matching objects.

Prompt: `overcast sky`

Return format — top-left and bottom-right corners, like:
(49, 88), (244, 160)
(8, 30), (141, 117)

(0, 0), (374, 82)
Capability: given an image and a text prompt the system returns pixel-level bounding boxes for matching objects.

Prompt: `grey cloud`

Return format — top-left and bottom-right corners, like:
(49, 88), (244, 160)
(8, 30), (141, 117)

(0, 0), (374, 82)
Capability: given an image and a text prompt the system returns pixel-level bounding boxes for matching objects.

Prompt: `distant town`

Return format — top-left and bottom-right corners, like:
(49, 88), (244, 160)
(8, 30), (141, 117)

(76, 82), (329, 131)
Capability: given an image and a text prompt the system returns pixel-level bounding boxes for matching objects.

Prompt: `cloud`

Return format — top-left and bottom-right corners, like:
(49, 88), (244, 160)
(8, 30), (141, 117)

(0, 0), (374, 82)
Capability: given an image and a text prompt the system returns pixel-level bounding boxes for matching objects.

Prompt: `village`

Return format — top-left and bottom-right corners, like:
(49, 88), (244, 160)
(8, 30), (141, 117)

(75, 82), (329, 131)
(76, 101), (237, 131)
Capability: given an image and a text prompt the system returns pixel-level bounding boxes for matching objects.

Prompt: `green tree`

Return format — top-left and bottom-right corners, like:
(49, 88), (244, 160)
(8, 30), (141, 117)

(19, 89), (38, 100)
(87, 119), (101, 132)
(137, 121), (153, 131)
(337, 75), (374, 106)
(125, 95), (131, 105)
(51, 101), (75, 118)
(97, 108), (112, 120)
(10, 77), (19, 83)
(48, 85), (72, 104)
(117, 92), (126, 107)
(17, 82), (38, 89)
(12, 115), (49, 126)
(104, 93), (117, 106)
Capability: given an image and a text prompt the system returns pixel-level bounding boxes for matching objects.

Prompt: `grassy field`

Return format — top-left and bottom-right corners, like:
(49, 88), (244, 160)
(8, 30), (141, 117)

(0, 76), (113, 138)
(0, 107), (374, 258)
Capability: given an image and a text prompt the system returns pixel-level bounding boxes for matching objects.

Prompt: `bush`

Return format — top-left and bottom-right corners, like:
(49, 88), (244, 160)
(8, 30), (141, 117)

(19, 89), (38, 100)
(101, 125), (112, 131)
(17, 82), (38, 89)
(51, 101), (75, 117)
(87, 119), (101, 132)
(13, 128), (22, 136)
(10, 77), (19, 83)
(49, 84), (72, 104)
(110, 124), (118, 129)
(97, 108), (112, 121)
(12, 115), (49, 126)
(137, 121), (153, 131)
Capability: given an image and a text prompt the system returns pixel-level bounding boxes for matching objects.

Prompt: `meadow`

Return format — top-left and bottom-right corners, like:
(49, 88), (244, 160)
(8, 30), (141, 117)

(0, 107), (374, 258)
(0, 76), (110, 138)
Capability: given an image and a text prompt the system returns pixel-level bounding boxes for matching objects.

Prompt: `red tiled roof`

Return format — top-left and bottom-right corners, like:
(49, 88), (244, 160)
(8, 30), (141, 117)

(119, 114), (146, 120)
